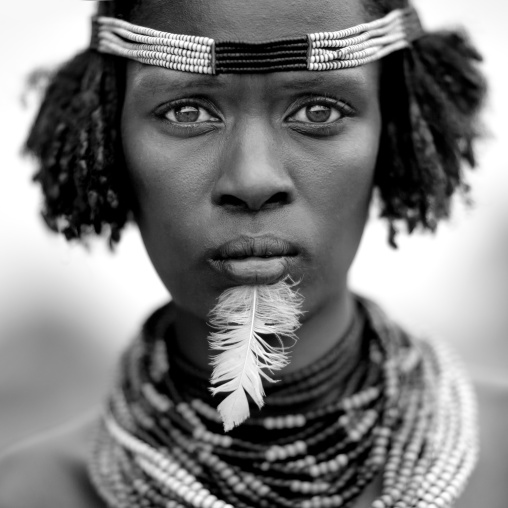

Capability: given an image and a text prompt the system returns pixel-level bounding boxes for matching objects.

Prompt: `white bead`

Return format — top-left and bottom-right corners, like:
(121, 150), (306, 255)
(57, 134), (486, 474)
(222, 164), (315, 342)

(202, 498), (215, 508)
(194, 495), (206, 507)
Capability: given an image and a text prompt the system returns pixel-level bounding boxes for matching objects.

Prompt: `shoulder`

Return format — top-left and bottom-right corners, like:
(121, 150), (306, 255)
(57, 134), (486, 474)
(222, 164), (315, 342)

(459, 379), (508, 508)
(475, 379), (508, 469)
(475, 379), (508, 466)
(0, 412), (107, 508)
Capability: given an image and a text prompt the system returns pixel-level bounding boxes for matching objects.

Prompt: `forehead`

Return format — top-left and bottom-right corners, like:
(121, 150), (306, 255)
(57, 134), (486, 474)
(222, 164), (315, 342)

(131, 0), (369, 41)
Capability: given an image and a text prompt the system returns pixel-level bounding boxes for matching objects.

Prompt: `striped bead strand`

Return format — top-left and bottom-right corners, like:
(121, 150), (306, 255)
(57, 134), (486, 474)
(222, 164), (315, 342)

(306, 8), (409, 72)
(106, 416), (235, 508)
(413, 341), (478, 508)
(96, 16), (215, 75)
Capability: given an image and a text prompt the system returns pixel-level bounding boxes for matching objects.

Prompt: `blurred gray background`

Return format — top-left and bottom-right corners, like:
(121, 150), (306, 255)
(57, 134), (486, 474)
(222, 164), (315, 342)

(0, 0), (507, 450)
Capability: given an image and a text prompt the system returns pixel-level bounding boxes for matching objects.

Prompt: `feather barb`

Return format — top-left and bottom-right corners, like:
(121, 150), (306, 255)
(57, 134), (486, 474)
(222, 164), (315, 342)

(208, 280), (303, 431)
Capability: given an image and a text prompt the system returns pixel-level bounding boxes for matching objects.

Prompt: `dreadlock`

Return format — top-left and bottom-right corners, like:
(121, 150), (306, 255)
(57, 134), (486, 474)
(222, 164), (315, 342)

(370, 0), (486, 246)
(26, 1), (134, 246)
(26, 0), (486, 247)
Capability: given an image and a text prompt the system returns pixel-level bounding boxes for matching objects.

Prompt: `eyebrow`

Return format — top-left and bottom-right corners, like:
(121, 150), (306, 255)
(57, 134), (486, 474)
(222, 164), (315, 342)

(279, 71), (369, 92)
(132, 66), (371, 96)
(280, 75), (335, 91)
(133, 68), (229, 94)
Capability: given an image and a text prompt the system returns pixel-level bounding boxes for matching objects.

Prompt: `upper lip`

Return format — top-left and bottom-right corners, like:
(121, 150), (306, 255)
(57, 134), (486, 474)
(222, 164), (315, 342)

(211, 236), (298, 260)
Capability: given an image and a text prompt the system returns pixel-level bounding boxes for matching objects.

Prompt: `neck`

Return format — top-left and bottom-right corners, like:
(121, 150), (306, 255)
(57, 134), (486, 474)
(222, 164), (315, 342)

(172, 286), (360, 389)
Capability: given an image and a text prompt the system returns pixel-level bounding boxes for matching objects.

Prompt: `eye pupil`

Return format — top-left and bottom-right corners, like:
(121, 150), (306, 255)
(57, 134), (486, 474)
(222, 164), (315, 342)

(175, 105), (200, 122)
(306, 104), (332, 123)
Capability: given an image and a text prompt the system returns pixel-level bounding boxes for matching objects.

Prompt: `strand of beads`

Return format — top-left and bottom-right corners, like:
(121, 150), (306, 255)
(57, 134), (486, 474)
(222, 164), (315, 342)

(95, 16), (215, 74)
(149, 313), (388, 508)
(363, 301), (479, 508)
(306, 8), (413, 71)
(171, 308), (365, 411)
(411, 339), (479, 508)
(88, 297), (479, 508)
(264, 311), (365, 406)
(92, 7), (423, 75)
(91, 302), (385, 507)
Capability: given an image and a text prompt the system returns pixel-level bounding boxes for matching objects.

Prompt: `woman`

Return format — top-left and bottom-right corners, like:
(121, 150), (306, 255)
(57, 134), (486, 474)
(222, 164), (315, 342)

(2, 0), (507, 507)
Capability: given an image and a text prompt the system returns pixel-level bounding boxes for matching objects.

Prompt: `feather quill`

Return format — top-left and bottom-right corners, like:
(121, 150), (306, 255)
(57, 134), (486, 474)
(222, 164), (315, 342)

(208, 280), (303, 431)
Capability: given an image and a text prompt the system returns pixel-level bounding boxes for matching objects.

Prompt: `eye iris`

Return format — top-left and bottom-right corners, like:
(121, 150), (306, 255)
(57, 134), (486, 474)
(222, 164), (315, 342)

(175, 105), (200, 122)
(306, 104), (332, 123)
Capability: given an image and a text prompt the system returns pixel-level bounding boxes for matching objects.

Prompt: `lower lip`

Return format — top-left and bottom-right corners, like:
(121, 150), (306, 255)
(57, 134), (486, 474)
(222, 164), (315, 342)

(212, 257), (293, 284)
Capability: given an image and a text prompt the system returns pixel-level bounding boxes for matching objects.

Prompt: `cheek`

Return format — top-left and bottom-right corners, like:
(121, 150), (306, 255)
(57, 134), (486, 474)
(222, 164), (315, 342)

(292, 119), (380, 229)
(121, 114), (220, 300)
(122, 112), (219, 238)
(124, 133), (207, 215)
(288, 116), (381, 292)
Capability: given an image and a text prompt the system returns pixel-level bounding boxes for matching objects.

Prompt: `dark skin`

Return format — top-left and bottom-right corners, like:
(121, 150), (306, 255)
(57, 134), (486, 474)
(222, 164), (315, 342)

(123, 0), (380, 374)
(1, 0), (507, 507)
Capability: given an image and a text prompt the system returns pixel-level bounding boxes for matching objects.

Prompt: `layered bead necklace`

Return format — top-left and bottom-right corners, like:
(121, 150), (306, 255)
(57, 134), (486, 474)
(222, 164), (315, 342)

(88, 297), (478, 508)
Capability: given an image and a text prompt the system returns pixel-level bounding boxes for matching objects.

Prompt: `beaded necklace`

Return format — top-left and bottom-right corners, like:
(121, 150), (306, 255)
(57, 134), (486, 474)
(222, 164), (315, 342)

(88, 297), (478, 508)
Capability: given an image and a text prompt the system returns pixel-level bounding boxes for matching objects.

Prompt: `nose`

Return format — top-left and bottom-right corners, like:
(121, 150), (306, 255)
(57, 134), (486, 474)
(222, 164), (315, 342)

(212, 121), (295, 212)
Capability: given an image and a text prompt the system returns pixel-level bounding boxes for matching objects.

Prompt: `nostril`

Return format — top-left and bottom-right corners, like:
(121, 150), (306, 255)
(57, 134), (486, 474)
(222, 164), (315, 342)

(264, 192), (289, 207)
(217, 192), (290, 211)
(218, 192), (290, 210)
(219, 195), (247, 208)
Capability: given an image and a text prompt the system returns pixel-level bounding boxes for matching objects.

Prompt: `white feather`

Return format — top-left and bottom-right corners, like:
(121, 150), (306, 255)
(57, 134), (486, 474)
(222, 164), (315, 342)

(208, 280), (303, 431)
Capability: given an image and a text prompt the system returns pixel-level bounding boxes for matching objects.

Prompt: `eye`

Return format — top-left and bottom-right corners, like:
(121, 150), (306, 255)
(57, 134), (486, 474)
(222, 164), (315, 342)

(289, 103), (343, 124)
(164, 103), (220, 124)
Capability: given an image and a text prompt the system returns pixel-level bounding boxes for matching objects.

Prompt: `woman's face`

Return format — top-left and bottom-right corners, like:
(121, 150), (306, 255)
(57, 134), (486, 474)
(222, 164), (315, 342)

(121, 0), (381, 319)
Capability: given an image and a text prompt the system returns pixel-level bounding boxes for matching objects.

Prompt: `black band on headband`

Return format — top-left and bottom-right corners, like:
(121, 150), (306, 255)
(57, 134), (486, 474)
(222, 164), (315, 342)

(215, 38), (308, 74)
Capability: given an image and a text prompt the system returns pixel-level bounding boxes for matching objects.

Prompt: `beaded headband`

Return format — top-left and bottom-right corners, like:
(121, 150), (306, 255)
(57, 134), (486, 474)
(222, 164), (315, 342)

(91, 6), (423, 75)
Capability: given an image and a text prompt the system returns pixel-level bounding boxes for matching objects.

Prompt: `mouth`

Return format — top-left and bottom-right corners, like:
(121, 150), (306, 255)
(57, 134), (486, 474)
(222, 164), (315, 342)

(208, 236), (299, 285)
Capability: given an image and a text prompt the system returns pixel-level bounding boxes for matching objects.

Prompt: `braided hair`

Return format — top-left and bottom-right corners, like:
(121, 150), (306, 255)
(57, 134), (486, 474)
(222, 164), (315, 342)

(26, 0), (486, 247)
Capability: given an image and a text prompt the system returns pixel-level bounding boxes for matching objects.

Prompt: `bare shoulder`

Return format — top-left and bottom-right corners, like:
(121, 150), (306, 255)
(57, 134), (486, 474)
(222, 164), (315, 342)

(0, 412), (107, 508)
(459, 379), (508, 508)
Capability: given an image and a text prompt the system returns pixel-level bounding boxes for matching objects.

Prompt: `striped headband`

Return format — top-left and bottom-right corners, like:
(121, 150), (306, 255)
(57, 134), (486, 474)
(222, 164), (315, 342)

(91, 6), (423, 75)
